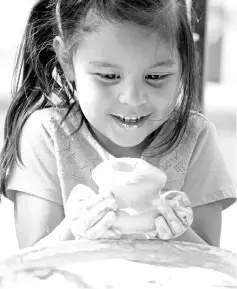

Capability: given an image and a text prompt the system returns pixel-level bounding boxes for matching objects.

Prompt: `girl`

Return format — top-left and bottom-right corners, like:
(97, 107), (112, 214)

(0, 0), (235, 249)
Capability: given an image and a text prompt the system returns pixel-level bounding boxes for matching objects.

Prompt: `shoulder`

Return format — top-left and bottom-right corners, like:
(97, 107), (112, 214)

(22, 105), (83, 139)
(174, 111), (219, 163)
(156, 111), (218, 184)
(22, 107), (65, 133)
(184, 111), (217, 145)
(188, 110), (216, 133)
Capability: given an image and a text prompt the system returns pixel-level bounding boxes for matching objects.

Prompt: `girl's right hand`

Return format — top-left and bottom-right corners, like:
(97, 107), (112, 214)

(65, 184), (121, 240)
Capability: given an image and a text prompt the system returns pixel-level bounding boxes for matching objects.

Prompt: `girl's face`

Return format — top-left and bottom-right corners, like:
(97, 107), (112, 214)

(71, 21), (181, 152)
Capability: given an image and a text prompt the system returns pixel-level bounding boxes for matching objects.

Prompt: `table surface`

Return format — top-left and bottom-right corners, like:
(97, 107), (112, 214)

(0, 239), (236, 288)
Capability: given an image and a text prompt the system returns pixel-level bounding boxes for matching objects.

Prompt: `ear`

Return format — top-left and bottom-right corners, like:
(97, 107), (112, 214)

(53, 36), (75, 81)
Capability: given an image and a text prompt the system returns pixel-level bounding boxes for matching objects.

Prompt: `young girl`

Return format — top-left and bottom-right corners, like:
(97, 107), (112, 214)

(0, 0), (235, 249)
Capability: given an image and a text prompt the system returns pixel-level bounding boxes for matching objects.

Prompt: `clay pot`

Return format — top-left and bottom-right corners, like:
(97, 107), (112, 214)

(92, 158), (167, 234)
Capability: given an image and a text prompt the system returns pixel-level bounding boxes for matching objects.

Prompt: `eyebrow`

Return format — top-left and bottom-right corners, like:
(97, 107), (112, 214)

(89, 59), (176, 69)
(150, 59), (176, 68)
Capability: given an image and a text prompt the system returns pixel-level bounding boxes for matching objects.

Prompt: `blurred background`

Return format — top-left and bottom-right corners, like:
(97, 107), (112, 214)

(0, 0), (236, 260)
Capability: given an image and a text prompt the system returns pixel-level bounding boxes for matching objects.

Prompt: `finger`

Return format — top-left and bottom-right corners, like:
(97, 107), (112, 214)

(66, 185), (100, 219)
(155, 199), (186, 236)
(85, 211), (117, 239)
(67, 198), (103, 222)
(71, 210), (116, 238)
(174, 206), (193, 228)
(83, 197), (117, 230)
(165, 197), (193, 229)
(161, 190), (191, 208)
(70, 197), (117, 237)
(83, 190), (115, 210)
(155, 216), (173, 240)
(68, 186), (115, 220)
(67, 197), (101, 221)
(166, 199), (193, 227)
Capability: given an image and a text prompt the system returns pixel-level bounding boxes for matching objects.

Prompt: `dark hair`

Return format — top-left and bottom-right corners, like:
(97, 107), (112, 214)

(0, 0), (200, 197)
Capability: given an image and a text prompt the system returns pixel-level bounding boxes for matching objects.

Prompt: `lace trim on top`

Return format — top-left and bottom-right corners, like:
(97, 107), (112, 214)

(80, 123), (115, 161)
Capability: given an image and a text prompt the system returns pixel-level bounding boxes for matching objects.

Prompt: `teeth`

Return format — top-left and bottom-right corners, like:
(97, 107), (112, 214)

(116, 115), (142, 122)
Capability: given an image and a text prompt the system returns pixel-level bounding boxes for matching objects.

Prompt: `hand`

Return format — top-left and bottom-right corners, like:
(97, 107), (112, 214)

(146, 190), (193, 240)
(65, 184), (121, 240)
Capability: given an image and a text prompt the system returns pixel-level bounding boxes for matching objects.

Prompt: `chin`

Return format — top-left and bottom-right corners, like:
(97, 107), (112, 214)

(110, 135), (146, 148)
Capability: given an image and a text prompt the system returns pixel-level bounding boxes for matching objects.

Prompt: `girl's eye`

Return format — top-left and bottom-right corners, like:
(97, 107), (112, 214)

(96, 74), (120, 81)
(95, 73), (170, 83)
(145, 74), (169, 82)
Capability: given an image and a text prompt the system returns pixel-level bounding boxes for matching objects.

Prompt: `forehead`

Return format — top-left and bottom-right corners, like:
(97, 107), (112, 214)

(75, 21), (179, 65)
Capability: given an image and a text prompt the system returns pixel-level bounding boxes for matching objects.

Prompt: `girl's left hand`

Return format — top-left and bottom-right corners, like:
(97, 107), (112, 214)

(146, 191), (193, 240)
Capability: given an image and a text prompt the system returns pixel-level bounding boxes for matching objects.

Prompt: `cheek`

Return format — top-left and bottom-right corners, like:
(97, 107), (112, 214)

(75, 74), (93, 96)
(154, 76), (181, 111)
(74, 74), (100, 106)
(151, 87), (179, 114)
(74, 75), (110, 120)
(76, 80), (116, 112)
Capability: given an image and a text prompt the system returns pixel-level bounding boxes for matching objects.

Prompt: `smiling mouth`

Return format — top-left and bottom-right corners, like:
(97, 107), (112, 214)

(113, 115), (146, 123)
(111, 114), (150, 129)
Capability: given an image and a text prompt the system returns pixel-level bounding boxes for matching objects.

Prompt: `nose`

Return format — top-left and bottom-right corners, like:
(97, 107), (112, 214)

(118, 84), (147, 107)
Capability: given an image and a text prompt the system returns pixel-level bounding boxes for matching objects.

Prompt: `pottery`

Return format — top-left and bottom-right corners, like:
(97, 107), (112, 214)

(92, 158), (167, 235)
(92, 158), (167, 210)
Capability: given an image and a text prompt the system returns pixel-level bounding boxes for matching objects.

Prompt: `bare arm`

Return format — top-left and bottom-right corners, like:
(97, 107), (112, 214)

(175, 202), (222, 247)
(14, 191), (74, 249)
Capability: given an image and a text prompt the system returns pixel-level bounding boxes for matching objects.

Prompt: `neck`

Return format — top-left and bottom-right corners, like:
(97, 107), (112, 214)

(87, 124), (150, 158)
